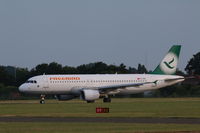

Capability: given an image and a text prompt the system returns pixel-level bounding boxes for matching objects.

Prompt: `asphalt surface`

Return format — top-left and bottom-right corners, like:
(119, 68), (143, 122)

(0, 117), (200, 124)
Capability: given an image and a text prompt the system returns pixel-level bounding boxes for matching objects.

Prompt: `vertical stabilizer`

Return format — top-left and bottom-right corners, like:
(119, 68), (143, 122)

(151, 45), (181, 75)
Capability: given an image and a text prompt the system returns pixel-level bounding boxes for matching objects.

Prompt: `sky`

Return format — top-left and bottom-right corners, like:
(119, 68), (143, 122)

(0, 0), (200, 72)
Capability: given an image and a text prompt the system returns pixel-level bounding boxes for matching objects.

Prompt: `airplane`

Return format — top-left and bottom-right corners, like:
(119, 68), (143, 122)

(19, 45), (184, 104)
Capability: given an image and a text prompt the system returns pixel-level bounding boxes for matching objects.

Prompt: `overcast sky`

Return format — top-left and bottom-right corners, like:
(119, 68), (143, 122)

(0, 0), (200, 71)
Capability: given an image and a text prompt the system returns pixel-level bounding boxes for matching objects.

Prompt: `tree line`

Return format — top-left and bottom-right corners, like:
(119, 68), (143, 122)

(0, 51), (200, 99)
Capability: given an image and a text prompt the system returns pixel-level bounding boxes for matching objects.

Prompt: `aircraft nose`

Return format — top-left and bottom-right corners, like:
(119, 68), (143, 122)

(19, 84), (27, 92)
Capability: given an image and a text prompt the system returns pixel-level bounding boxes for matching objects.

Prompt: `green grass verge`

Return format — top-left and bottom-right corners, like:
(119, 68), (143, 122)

(0, 122), (200, 133)
(0, 98), (200, 118)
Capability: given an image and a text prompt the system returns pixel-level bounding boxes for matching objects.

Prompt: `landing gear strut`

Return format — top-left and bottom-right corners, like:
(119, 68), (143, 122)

(40, 95), (45, 104)
(103, 97), (111, 103)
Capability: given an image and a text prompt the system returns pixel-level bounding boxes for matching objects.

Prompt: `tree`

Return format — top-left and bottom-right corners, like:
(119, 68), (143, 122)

(47, 62), (63, 74)
(137, 64), (148, 74)
(77, 62), (109, 74)
(15, 68), (30, 86)
(128, 67), (138, 74)
(30, 62), (63, 75)
(0, 66), (15, 85)
(63, 66), (78, 74)
(117, 63), (129, 74)
(185, 52), (200, 75)
(30, 63), (48, 76)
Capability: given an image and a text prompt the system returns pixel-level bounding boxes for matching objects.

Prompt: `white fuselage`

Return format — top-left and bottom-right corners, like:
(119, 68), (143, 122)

(19, 74), (184, 95)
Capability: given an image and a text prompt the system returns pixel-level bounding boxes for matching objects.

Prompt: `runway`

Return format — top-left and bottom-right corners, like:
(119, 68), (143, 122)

(0, 117), (200, 124)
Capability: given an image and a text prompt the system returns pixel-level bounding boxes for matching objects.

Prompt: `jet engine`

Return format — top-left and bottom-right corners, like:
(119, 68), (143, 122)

(81, 89), (100, 101)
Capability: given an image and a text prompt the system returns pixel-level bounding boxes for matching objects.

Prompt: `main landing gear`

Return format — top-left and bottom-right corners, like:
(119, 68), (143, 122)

(40, 95), (45, 104)
(103, 97), (111, 103)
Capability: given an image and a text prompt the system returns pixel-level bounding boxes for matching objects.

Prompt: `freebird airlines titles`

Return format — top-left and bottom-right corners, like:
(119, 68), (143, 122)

(19, 45), (184, 103)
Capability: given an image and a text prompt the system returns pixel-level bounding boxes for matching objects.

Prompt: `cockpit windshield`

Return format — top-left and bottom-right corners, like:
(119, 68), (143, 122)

(26, 80), (37, 83)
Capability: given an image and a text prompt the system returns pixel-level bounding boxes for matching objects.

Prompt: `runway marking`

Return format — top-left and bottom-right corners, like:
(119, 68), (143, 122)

(0, 117), (200, 124)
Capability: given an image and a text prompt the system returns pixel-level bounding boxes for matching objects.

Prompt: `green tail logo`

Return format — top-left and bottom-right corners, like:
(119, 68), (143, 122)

(151, 45), (181, 75)
(164, 58), (175, 69)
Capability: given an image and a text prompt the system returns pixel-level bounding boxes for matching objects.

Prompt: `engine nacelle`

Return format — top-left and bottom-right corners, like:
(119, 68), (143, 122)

(56, 94), (76, 101)
(81, 89), (100, 101)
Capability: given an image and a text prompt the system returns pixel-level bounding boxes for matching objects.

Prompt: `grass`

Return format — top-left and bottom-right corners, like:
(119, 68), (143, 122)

(0, 122), (200, 133)
(0, 98), (200, 118)
(0, 98), (200, 133)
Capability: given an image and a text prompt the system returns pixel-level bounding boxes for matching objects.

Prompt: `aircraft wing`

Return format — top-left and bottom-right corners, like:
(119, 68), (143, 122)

(98, 82), (155, 94)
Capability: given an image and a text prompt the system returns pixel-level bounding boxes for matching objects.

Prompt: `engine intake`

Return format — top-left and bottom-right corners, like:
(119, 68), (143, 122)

(81, 89), (100, 101)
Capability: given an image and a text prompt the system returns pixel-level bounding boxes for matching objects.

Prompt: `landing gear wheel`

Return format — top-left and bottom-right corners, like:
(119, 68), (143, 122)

(103, 97), (111, 103)
(40, 95), (45, 104)
(40, 100), (45, 104)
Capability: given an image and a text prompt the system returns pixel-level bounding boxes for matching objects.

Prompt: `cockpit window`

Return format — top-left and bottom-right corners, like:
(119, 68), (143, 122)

(26, 80), (37, 83)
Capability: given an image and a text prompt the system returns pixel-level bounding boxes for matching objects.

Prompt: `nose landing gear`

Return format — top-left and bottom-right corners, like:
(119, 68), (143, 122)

(40, 95), (45, 104)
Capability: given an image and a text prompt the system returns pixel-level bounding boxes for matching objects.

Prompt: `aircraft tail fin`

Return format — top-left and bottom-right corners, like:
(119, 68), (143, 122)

(151, 45), (181, 75)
